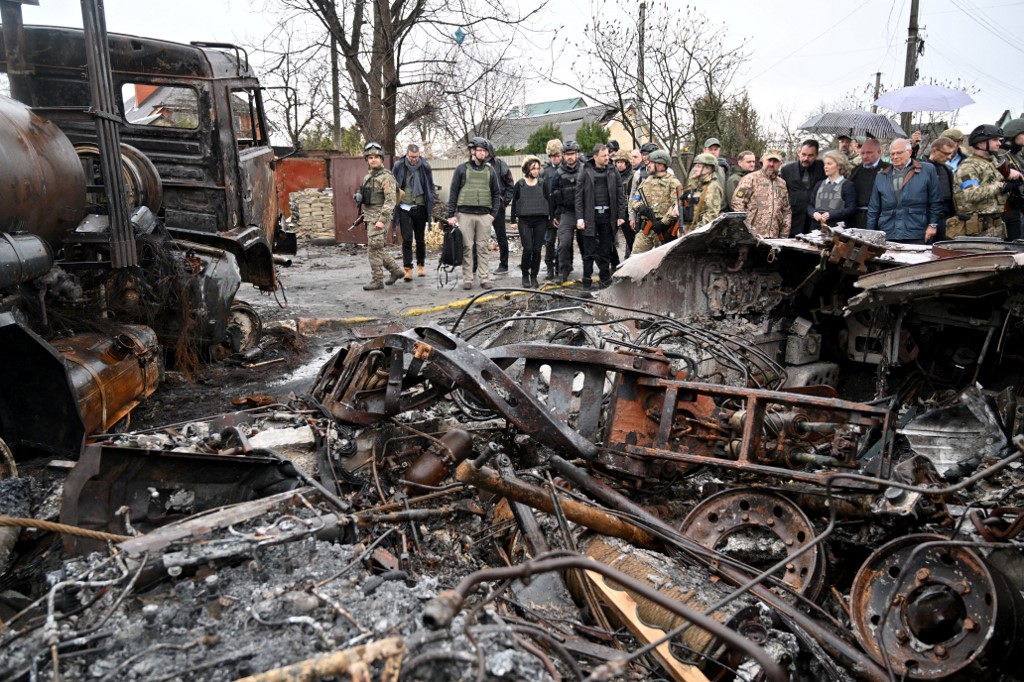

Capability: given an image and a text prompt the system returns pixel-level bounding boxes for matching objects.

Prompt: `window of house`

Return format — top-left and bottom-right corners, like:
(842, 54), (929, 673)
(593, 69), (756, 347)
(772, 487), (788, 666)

(121, 83), (199, 129)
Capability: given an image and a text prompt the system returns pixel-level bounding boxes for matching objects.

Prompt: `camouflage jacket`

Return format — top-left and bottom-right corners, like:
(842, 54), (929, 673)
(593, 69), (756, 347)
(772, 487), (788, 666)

(361, 168), (398, 227)
(690, 174), (724, 230)
(630, 173), (683, 223)
(731, 169), (791, 238)
(953, 153), (1006, 216)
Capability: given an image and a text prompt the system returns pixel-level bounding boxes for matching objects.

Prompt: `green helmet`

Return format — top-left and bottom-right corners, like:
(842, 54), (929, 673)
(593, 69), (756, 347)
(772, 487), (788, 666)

(648, 149), (672, 166)
(693, 153), (717, 167)
(1003, 118), (1024, 140)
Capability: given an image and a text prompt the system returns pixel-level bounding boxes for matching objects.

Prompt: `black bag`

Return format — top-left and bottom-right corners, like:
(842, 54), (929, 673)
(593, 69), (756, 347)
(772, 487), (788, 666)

(437, 222), (464, 288)
(439, 224), (464, 267)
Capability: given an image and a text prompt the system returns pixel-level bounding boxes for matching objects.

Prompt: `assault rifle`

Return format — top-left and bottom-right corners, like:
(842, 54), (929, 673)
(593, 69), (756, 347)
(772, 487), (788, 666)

(636, 185), (679, 242)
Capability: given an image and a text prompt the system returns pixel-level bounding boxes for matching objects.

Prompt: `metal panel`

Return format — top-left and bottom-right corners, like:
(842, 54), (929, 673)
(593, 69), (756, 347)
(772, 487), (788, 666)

(275, 157), (328, 218)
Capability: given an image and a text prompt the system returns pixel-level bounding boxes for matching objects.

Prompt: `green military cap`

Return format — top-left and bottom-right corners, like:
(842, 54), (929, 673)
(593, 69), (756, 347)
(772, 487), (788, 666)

(703, 137), (722, 148)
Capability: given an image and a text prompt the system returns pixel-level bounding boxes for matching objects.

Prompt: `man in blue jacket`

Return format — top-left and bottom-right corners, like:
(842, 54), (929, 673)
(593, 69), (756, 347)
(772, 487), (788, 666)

(392, 144), (436, 279)
(867, 138), (943, 245)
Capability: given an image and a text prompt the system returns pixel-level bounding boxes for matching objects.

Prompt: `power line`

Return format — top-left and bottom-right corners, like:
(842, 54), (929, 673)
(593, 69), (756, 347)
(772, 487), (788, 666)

(923, 1), (1024, 13)
(927, 43), (1024, 99)
(949, 0), (1024, 56)
(740, 0), (872, 85)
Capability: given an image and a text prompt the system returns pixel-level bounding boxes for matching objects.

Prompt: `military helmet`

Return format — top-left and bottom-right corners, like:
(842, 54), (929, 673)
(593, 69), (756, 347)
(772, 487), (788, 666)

(563, 140), (581, 152)
(363, 141), (384, 158)
(607, 140), (620, 153)
(693, 153), (717, 167)
(545, 139), (563, 156)
(614, 149), (631, 163)
(468, 136), (489, 150)
(648, 149), (672, 166)
(968, 124), (1003, 147)
(1003, 118), (1024, 140)
(640, 142), (658, 154)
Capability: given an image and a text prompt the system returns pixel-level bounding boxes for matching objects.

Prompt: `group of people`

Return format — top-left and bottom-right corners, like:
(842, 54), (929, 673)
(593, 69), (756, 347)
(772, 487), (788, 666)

(355, 118), (1024, 290)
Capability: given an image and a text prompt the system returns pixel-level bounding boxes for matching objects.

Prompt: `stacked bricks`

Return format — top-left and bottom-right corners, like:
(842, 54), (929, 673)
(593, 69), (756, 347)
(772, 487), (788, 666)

(289, 189), (335, 239)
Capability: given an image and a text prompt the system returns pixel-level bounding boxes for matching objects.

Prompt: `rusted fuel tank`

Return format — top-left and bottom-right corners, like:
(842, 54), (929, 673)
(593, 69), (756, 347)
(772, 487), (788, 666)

(0, 95), (86, 249)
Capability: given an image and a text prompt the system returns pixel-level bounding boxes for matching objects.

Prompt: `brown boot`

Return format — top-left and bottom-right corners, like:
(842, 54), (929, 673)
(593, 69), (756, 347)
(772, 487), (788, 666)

(417, 264), (426, 277)
(403, 266), (413, 281)
(363, 281), (383, 291)
(386, 269), (403, 285)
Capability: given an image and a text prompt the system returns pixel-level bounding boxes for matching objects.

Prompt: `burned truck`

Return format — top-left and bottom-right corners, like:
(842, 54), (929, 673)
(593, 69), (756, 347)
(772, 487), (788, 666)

(0, 7), (289, 459)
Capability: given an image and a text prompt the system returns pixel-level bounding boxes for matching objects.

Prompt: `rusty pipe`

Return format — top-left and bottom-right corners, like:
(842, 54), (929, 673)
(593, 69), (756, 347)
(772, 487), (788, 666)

(454, 459), (660, 550)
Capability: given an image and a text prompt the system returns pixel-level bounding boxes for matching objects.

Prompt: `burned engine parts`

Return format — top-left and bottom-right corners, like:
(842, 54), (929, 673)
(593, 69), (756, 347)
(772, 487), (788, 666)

(679, 489), (825, 598)
(850, 533), (1024, 680)
(601, 375), (893, 486)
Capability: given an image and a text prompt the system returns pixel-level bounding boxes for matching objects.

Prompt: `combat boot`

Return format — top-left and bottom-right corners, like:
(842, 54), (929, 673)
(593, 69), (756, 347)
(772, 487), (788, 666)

(417, 265), (426, 277)
(386, 269), (403, 285)
(521, 275), (530, 287)
(403, 266), (413, 281)
(363, 281), (383, 291)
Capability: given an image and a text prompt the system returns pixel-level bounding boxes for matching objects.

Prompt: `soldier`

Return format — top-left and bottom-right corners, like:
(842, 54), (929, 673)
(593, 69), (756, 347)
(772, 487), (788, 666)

(629, 150), (683, 254)
(685, 153), (724, 231)
(703, 137), (728, 190)
(358, 142), (404, 291)
(731, 149), (791, 238)
(1003, 118), (1024, 240)
(951, 124), (1022, 239)
(614, 149), (637, 257)
(725, 151), (756, 211)
(550, 140), (585, 284)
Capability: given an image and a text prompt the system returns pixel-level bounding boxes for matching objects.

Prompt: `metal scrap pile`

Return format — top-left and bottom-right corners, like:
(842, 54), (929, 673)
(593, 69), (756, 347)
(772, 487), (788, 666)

(3, 217), (1024, 682)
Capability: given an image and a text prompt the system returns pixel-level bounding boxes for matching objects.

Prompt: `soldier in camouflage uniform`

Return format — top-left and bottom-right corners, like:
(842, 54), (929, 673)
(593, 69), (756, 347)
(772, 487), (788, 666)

(685, 153), (724, 232)
(629, 150), (683, 254)
(731, 149), (791, 238)
(359, 142), (404, 290)
(951, 124), (1022, 239)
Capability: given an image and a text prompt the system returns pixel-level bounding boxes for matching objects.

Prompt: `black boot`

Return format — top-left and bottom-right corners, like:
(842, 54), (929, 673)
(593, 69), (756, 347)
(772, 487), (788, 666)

(530, 275), (539, 288)
(521, 275), (530, 287)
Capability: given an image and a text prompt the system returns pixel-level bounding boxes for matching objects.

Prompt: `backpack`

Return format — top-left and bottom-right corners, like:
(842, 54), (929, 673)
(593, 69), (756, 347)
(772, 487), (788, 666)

(437, 223), (464, 288)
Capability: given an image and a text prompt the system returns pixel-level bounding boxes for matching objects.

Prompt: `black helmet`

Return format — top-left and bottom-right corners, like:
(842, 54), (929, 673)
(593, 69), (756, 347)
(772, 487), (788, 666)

(1003, 118), (1024, 140)
(968, 124), (1003, 147)
(468, 136), (489, 150)
(607, 140), (620, 153)
(363, 141), (384, 158)
(563, 140), (580, 152)
(640, 142), (658, 154)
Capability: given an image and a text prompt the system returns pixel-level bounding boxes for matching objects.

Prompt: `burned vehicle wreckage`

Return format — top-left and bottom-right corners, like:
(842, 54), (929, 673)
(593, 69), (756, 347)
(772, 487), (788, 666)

(4, 9), (1024, 682)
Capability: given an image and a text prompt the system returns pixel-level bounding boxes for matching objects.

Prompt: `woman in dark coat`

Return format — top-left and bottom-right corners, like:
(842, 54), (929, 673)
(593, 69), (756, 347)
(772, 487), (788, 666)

(808, 150), (857, 229)
(510, 156), (549, 288)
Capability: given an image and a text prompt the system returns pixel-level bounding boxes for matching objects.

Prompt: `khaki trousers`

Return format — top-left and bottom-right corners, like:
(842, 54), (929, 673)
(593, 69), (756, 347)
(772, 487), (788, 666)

(458, 212), (492, 284)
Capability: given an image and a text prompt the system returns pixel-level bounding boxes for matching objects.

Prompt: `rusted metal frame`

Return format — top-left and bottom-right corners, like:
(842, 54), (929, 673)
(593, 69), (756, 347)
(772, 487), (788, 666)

(422, 552), (788, 682)
(548, 455), (889, 681)
(484, 344), (674, 378)
(615, 376), (891, 486)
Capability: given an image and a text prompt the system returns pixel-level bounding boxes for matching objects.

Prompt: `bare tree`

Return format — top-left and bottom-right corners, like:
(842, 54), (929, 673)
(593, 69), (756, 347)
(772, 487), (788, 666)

(267, 0), (547, 154)
(546, 0), (747, 155)
(249, 23), (332, 147)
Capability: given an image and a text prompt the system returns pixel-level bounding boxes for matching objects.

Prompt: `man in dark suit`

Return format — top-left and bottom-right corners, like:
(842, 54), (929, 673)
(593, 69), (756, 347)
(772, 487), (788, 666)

(780, 139), (825, 235)
(846, 139), (890, 229)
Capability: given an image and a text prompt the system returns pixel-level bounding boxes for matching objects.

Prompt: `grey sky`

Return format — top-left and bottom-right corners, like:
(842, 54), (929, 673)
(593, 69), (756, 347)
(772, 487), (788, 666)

(15, 0), (1024, 134)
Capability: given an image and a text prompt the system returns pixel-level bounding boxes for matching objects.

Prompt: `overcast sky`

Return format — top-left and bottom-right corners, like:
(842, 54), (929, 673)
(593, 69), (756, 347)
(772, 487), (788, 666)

(14, 0), (1024, 136)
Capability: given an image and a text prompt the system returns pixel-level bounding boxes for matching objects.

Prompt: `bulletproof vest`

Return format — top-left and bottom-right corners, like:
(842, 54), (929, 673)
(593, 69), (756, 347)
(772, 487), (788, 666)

(361, 169), (387, 206)
(556, 163), (579, 210)
(516, 182), (548, 217)
(457, 163), (493, 208)
(814, 181), (844, 212)
(592, 166), (610, 206)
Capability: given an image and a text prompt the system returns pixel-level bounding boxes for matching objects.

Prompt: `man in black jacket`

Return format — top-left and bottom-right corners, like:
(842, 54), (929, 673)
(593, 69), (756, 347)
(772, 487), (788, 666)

(847, 139), (890, 229)
(575, 144), (626, 288)
(780, 139), (825, 235)
(549, 140), (584, 284)
(541, 139), (563, 280)
(923, 136), (958, 232)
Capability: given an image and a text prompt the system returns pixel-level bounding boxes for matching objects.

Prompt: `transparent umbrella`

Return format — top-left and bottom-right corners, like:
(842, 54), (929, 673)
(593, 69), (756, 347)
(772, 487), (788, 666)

(798, 110), (907, 139)
(874, 85), (975, 113)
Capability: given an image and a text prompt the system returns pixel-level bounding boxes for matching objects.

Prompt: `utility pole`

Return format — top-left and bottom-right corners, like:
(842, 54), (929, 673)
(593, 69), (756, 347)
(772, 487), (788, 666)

(900, 0), (921, 135)
(331, 32), (341, 151)
(636, 1), (645, 145)
(871, 72), (882, 113)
